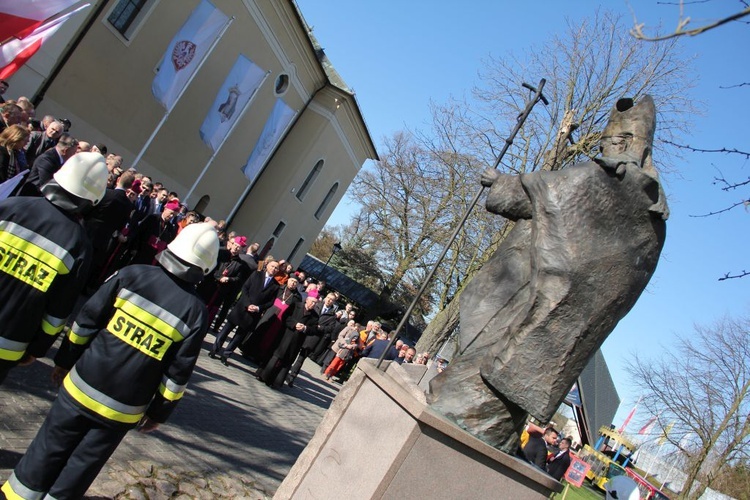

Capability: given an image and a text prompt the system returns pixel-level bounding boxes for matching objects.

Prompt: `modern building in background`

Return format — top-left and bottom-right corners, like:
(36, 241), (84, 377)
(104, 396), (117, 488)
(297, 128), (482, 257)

(8, 0), (377, 266)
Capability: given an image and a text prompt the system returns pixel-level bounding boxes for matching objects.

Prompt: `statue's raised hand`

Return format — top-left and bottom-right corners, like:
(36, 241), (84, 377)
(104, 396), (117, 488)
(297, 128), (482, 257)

(481, 168), (500, 187)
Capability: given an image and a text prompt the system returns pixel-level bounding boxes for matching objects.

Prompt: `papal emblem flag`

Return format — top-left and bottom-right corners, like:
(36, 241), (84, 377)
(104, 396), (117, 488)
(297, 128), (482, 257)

(199, 55), (266, 152)
(151, 0), (229, 111)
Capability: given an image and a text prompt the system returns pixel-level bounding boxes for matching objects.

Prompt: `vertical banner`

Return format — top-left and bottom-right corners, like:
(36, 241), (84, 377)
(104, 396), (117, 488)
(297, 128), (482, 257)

(618, 396), (641, 433)
(637, 415), (658, 435)
(151, 0), (229, 111)
(241, 98), (296, 182)
(199, 55), (266, 152)
(657, 421), (674, 446)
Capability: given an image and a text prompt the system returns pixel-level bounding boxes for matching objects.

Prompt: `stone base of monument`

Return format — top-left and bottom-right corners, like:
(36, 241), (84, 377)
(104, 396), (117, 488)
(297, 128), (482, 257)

(274, 359), (563, 499)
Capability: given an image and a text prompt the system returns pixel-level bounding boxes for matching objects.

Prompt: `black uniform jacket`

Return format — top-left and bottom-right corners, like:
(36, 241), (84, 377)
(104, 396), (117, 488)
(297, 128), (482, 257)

(0, 196), (91, 364)
(54, 264), (209, 428)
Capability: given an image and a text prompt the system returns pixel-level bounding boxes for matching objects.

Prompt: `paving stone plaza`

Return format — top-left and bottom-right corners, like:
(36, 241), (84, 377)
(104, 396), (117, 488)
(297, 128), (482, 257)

(0, 334), (337, 499)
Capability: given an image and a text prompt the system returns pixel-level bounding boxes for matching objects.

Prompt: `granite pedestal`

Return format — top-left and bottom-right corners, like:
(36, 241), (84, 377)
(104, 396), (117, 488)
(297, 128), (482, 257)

(275, 359), (563, 499)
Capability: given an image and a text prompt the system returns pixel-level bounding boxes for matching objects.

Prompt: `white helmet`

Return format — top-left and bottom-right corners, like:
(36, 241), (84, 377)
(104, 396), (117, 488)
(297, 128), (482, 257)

(167, 222), (219, 274)
(53, 152), (108, 204)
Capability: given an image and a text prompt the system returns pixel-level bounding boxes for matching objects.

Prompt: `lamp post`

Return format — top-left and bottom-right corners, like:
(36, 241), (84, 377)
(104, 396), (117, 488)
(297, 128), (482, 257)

(321, 242), (342, 278)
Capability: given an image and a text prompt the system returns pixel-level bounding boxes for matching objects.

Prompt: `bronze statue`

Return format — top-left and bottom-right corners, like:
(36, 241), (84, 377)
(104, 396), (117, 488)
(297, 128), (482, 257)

(428, 96), (668, 452)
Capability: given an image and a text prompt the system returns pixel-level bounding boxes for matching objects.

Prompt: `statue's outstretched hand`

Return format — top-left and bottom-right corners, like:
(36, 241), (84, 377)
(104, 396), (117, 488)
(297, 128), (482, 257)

(480, 168), (500, 187)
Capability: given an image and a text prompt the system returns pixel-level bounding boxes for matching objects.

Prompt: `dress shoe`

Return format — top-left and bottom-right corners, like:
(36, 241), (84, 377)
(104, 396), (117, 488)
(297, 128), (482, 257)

(286, 377), (294, 388)
(220, 356), (229, 366)
(208, 350), (217, 359)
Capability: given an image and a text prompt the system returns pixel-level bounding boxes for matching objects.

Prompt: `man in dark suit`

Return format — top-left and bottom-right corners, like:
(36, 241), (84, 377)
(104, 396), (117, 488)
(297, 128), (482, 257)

(25, 120), (63, 166)
(311, 294), (345, 364)
(211, 260), (280, 365)
(149, 187), (169, 215)
(546, 437), (572, 480)
(19, 134), (77, 196)
(83, 172), (136, 289)
(257, 295), (319, 389)
(523, 427), (558, 470)
(286, 292), (342, 386)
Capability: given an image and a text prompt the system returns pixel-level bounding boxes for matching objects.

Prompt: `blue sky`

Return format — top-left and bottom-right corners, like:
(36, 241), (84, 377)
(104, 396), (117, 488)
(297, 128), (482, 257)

(295, 0), (750, 427)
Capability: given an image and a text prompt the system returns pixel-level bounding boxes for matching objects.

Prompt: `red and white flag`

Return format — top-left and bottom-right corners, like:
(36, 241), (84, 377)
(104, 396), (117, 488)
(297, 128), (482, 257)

(0, 4), (88, 80)
(0, 0), (79, 42)
(638, 415), (658, 435)
(618, 395), (641, 433)
(152, 0), (229, 111)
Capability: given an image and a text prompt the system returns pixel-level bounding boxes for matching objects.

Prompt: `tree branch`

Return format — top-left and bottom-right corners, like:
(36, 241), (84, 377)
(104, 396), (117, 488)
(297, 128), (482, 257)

(663, 140), (750, 159)
(719, 270), (750, 281)
(689, 199), (749, 217)
(631, 6), (750, 41)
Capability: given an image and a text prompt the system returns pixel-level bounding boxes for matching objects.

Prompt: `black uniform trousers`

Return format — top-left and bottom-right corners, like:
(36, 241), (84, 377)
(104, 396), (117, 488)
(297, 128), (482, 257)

(8, 394), (128, 499)
(212, 321), (251, 358)
(211, 295), (235, 331)
(0, 361), (13, 385)
(288, 346), (316, 385)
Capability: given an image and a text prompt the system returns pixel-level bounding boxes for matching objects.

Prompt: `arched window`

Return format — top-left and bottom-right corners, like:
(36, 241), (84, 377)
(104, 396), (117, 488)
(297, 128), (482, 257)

(288, 238), (304, 263)
(296, 159), (323, 201)
(314, 183), (339, 220)
(194, 195), (210, 214)
(259, 237), (275, 259)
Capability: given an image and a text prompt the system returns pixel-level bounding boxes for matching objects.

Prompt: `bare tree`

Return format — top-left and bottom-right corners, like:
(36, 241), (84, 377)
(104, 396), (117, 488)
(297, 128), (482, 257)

(631, 313), (750, 499)
(416, 10), (697, 353)
(324, 10), (695, 351)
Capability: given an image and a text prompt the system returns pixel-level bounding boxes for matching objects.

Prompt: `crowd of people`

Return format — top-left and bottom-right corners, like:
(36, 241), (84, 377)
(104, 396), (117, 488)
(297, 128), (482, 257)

(0, 87), (448, 497)
(203, 251), (437, 390)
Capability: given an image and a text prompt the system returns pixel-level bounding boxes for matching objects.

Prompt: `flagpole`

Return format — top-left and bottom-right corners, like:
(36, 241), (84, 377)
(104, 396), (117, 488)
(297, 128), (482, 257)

(184, 70), (270, 205)
(225, 109), (298, 224)
(132, 15), (235, 169)
(661, 460), (676, 490)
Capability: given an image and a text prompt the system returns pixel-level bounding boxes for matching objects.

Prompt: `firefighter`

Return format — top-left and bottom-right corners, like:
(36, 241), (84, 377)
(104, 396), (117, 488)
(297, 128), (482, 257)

(0, 152), (107, 384)
(2, 222), (219, 499)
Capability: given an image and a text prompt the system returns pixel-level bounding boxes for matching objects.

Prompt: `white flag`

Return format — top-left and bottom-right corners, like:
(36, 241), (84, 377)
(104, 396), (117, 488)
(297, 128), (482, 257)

(199, 55), (266, 152)
(242, 99), (296, 182)
(151, 0), (229, 111)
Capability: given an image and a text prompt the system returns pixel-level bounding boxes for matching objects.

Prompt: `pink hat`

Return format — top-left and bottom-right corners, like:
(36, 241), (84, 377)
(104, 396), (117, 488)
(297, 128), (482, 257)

(164, 199), (181, 212)
(234, 236), (248, 248)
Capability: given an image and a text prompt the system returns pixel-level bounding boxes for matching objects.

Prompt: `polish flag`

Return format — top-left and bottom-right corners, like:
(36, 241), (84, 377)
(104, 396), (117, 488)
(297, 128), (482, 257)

(638, 415), (658, 435)
(0, 0), (79, 42)
(617, 395), (642, 434)
(0, 5), (88, 79)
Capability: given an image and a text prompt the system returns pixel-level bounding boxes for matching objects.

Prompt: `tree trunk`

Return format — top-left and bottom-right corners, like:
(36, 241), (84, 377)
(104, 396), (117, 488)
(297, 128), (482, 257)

(415, 296), (460, 355)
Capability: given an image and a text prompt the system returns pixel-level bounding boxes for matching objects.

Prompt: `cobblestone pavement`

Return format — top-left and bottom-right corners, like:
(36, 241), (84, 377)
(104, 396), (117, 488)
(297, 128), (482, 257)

(0, 333), (339, 499)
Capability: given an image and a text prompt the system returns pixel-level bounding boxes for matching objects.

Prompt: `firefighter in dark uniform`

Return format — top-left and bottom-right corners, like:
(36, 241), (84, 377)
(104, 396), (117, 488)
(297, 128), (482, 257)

(0, 152), (107, 384)
(1, 223), (219, 499)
